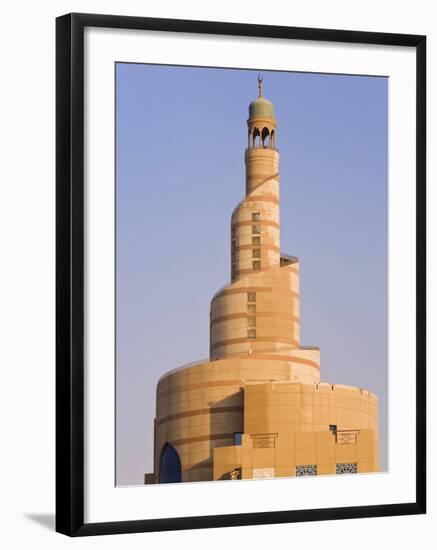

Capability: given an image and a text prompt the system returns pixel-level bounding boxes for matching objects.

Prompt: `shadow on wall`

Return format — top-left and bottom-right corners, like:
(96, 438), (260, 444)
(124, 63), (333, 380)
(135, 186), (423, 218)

(208, 390), (244, 480)
(24, 513), (55, 531)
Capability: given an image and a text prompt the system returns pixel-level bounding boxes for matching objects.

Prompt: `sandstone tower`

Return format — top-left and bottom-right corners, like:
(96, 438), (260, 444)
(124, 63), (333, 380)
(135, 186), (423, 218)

(145, 78), (379, 484)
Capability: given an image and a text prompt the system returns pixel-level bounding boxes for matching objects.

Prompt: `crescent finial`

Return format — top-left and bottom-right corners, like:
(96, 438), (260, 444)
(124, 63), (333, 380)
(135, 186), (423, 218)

(258, 73), (263, 97)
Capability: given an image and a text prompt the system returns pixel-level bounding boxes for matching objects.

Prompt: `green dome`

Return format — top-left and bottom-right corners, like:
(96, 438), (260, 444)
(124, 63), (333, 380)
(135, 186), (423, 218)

(249, 96), (275, 120)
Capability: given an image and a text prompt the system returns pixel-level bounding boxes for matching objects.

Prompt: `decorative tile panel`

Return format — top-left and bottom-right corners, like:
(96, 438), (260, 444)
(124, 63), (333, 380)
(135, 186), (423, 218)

(336, 463), (358, 474)
(296, 465), (317, 476)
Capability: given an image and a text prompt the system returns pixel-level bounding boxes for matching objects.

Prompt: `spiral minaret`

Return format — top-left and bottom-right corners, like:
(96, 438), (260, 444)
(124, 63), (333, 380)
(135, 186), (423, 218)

(210, 75), (304, 363)
(145, 79), (379, 485)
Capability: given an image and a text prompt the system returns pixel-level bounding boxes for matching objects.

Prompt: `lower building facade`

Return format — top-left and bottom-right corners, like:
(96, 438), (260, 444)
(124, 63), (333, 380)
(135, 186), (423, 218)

(145, 357), (378, 483)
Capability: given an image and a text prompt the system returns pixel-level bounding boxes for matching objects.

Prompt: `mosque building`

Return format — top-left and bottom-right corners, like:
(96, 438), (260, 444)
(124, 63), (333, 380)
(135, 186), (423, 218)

(144, 78), (379, 484)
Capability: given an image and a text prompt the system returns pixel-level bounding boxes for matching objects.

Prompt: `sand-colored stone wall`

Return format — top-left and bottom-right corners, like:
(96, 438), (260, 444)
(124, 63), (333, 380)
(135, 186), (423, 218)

(243, 382), (378, 440)
(231, 149), (280, 280)
(213, 381), (379, 480)
(210, 263), (301, 359)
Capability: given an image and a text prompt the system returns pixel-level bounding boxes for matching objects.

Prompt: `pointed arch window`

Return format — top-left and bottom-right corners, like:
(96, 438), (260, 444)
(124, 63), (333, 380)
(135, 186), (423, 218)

(261, 127), (270, 148)
(252, 127), (261, 148)
(159, 443), (182, 483)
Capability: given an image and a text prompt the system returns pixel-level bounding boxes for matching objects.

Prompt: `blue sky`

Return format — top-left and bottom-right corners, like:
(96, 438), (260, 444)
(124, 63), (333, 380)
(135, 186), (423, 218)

(115, 63), (388, 485)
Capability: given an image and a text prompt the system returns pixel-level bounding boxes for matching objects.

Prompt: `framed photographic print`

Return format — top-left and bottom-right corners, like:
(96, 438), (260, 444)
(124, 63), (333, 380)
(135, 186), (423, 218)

(56, 12), (426, 536)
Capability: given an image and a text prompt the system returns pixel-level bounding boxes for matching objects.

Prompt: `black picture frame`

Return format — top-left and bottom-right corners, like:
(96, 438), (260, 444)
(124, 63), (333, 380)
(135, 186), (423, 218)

(56, 12), (426, 537)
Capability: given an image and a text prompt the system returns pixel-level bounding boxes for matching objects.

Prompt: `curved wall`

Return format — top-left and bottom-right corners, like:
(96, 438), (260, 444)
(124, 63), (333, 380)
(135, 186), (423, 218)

(210, 263), (301, 359)
(245, 138), (279, 194)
